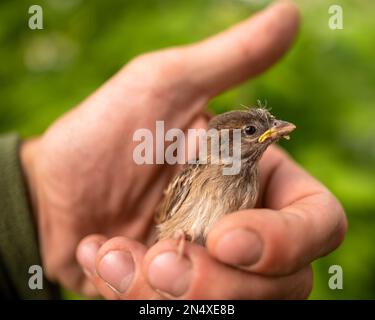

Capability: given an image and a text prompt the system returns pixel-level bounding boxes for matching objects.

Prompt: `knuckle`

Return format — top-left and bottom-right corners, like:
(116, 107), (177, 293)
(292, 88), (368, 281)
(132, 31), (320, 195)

(292, 266), (313, 300)
(128, 48), (186, 83)
(261, 212), (307, 275)
(332, 197), (348, 241)
(324, 192), (348, 250)
(124, 48), (187, 103)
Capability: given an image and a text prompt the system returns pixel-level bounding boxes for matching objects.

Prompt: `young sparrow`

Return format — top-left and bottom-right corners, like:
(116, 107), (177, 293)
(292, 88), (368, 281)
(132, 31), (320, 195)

(155, 108), (296, 250)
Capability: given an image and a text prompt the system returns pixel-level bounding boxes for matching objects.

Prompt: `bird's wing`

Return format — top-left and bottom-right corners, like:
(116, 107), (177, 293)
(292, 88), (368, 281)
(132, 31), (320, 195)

(155, 163), (198, 224)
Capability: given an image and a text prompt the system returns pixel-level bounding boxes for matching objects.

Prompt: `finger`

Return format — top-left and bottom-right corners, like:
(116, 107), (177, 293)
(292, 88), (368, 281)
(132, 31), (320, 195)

(183, 0), (300, 97)
(143, 239), (312, 299)
(207, 147), (348, 276)
(76, 234), (118, 299)
(258, 146), (323, 208)
(91, 236), (162, 299)
(260, 147), (348, 245)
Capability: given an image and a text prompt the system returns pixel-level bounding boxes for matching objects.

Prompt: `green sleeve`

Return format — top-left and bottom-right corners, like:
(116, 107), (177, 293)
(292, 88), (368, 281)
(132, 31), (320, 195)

(0, 133), (59, 299)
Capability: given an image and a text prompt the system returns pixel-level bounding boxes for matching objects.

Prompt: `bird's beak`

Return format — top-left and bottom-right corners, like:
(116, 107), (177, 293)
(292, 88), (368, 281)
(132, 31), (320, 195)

(258, 120), (296, 143)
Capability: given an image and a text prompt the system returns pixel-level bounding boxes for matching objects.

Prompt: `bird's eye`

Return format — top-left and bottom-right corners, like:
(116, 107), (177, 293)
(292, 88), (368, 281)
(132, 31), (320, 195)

(244, 125), (257, 135)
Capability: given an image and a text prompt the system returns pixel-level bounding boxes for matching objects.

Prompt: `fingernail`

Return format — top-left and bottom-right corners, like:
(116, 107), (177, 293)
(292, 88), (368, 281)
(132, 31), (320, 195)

(148, 251), (192, 297)
(215, 229), (263, 266)
(98, 250), (135, 293)
(78, 241), (102, 277)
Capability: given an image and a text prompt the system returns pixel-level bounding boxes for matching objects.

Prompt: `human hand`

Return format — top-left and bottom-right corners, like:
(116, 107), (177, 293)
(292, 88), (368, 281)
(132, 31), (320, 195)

(76, 146), (347, 299)
(20, 1), (340, 297)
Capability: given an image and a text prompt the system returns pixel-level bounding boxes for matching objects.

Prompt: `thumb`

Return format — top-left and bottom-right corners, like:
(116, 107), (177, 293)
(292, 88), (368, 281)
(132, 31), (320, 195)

(182, 0), (300, 98)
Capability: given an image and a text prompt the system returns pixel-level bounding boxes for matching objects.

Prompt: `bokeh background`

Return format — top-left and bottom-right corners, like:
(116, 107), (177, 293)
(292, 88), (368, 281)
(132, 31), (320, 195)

(0, 0), (374, 299)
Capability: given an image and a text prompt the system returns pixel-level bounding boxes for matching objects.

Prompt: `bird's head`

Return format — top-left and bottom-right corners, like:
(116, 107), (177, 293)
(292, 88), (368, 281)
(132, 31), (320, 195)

(208, 108), (296, 162)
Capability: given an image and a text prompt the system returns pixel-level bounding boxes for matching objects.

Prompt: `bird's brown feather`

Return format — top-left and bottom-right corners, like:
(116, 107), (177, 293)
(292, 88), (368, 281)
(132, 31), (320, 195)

(154, 108), (295, 245)
(155, 163), (198, 224)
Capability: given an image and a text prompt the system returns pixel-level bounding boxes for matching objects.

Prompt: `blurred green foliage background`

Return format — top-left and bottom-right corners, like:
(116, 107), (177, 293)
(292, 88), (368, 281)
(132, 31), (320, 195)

(0, 0), (374, 299)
